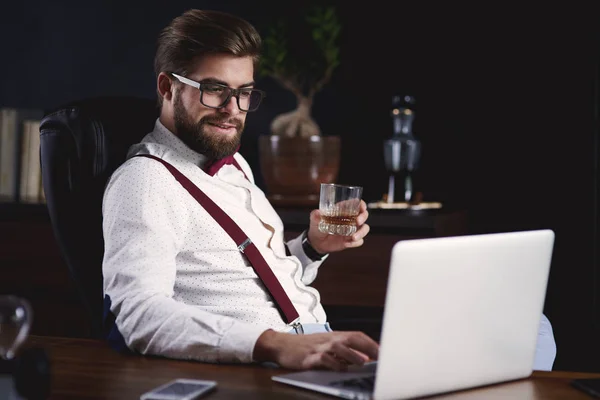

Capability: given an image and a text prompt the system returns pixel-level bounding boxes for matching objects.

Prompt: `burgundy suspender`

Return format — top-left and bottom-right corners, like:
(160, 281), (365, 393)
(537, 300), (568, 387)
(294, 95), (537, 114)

(135, 154), (300, 325)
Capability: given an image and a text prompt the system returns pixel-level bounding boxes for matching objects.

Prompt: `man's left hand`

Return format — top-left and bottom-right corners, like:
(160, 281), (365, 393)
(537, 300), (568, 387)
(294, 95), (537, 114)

(307, 200), (370, 255)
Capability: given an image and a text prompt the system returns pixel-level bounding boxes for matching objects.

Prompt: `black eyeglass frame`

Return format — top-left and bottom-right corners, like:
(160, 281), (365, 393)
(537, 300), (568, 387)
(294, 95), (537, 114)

(170, 72), (266, 112)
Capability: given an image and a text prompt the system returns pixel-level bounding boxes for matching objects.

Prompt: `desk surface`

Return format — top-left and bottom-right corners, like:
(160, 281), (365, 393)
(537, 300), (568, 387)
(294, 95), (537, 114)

(23, 336), (600, 399)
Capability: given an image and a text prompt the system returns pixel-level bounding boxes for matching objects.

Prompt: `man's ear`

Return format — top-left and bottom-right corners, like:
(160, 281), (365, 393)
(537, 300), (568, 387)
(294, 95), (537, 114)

(157, 72), (174, 102)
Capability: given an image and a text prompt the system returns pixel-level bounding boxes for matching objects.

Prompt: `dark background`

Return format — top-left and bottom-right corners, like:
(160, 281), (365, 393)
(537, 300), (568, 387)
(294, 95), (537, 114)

(1, 1), (599, 371)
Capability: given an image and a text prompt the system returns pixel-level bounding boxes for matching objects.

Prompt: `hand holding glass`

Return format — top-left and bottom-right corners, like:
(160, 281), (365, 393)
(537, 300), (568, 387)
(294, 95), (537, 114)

(318, 183), (363, 236)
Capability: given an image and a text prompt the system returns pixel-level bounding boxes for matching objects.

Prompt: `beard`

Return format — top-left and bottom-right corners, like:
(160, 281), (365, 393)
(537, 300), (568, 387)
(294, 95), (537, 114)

(173, 93), (244, 160)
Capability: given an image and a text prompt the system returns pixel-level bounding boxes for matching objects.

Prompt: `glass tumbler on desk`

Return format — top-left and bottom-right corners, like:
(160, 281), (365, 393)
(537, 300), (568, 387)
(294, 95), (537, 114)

(318, 183), (363, 236)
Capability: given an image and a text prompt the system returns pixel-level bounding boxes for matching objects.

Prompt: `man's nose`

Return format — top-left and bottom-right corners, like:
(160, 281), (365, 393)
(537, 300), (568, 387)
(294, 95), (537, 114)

(220, 95), (241, 115)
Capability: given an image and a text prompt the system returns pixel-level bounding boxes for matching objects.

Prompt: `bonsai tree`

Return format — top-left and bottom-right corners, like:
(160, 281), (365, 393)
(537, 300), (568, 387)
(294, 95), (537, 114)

(259, 6), (341, 138)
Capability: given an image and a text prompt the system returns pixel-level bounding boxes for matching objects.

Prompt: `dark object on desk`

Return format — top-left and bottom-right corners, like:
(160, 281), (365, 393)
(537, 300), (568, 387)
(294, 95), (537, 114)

(39, 96), (158, 338)
(0, 347), (51, 400)
(572, 378), (600, 398)
(14, 347), (52, 400)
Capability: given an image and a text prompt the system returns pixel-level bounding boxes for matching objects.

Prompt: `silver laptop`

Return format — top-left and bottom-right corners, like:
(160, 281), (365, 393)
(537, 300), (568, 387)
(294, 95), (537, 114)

(272, 230), (555, 400)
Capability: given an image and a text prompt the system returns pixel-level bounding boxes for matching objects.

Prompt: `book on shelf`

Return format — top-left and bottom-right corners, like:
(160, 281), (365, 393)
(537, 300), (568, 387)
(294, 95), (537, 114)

(19, 120), (42, 203)
(0, 108), (17, 200)
(0, 107), (44, 203)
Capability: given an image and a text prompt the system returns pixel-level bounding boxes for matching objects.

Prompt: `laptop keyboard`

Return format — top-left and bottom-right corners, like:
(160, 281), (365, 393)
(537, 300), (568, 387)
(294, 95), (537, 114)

(330, 375), (376, 391)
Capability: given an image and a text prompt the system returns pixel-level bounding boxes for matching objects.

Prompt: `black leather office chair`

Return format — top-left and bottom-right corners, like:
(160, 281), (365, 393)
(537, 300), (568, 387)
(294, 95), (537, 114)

(40, 96), (158, 338)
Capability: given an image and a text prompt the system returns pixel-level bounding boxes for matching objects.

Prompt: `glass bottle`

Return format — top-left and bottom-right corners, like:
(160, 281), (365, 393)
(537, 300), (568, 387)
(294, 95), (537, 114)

(383, 95), (421, 203)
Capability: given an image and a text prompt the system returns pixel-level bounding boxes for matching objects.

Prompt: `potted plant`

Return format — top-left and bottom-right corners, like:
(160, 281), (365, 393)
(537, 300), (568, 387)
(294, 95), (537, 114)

(258, 6), (342, 206)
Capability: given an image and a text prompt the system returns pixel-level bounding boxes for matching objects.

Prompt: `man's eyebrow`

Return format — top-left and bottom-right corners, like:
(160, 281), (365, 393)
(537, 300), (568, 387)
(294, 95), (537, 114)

(198, 77), (255, 88)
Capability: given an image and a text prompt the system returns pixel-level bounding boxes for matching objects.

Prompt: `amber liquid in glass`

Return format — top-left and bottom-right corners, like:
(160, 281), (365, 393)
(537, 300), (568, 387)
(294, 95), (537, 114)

(319, 214), (358, 236)
(320, 215), (357, 226)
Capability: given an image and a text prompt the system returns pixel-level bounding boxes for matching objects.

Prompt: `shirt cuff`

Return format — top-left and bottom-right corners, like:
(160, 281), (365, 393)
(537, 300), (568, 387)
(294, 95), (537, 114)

(218, 321), (272, 363)
(287, 233), (319, 266)
(286, 233), (328, 284)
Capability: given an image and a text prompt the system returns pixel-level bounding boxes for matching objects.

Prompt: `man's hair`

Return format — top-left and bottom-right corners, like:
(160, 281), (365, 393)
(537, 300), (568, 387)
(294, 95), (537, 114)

(154, 9), (262, 105)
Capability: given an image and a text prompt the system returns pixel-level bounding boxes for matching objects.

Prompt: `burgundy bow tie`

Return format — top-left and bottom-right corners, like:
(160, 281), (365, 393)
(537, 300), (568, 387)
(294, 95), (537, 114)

(203, 146), (248, 180)
(204, 154), (237, 176)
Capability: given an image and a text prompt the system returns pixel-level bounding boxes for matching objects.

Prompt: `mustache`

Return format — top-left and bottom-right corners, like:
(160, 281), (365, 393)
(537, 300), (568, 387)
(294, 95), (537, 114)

(201, 116), (243, 130)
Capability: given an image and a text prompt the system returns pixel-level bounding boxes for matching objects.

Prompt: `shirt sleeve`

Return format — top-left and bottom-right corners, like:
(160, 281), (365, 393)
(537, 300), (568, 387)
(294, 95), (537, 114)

(532, 313), (557, 371)
(102, 157), (269, 363)
(285, 233), (328, 285)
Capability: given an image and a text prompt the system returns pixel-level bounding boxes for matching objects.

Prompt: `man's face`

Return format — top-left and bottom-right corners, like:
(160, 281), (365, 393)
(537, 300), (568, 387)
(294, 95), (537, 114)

(172, 54), (254, 160)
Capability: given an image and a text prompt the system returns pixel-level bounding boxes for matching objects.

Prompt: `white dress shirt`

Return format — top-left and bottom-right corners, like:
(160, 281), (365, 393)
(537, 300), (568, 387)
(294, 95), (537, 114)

(102, 119), (327, 363)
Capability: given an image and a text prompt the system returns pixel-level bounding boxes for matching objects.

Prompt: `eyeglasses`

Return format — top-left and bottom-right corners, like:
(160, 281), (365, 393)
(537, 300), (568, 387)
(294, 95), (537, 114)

(170, 73), (266, 112)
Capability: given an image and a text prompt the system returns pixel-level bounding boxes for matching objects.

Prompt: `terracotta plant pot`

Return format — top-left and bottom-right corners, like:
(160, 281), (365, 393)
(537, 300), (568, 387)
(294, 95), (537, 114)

(259, 136), (341, 206)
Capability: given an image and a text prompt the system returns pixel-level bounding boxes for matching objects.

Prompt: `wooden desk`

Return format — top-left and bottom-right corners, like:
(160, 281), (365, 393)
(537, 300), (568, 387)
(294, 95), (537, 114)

(24, 336), (600, 399)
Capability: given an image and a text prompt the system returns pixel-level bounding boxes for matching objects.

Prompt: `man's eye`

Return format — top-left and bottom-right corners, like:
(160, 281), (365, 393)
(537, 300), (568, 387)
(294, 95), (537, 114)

(204, 85), (224, 93)
(239, 90), (253, 98)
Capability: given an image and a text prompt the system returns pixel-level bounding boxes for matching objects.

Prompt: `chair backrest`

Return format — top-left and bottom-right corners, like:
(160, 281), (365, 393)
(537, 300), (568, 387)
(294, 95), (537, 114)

(40, 96), (158, 337)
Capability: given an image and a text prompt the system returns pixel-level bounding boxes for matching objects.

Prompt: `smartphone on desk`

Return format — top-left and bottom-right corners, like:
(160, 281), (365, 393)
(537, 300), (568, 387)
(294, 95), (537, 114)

(571, 378), (600, 398)
(140, 379), (217, 400)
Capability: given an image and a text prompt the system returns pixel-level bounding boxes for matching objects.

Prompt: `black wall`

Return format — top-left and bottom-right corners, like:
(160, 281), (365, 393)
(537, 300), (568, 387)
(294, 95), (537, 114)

(2, 1), (599, 371)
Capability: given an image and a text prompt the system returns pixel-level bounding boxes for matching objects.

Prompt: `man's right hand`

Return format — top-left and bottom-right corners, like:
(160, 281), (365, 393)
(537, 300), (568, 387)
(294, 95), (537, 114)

(253, 329), (379, 371)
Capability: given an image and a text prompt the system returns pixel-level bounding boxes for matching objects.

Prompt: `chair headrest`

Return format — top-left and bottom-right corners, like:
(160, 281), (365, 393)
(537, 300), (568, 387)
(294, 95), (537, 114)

(41, 96), (158, 186)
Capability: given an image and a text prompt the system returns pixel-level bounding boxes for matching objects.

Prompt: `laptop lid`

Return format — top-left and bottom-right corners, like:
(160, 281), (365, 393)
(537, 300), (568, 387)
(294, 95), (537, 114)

(373, 229), (554, 400)
(272, 230), (554, 400)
